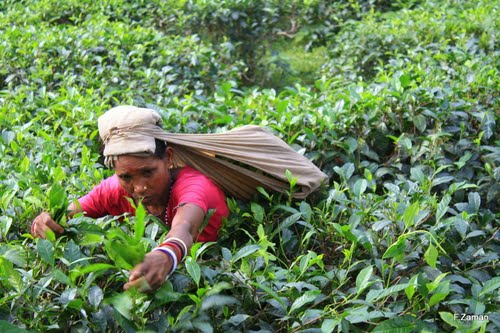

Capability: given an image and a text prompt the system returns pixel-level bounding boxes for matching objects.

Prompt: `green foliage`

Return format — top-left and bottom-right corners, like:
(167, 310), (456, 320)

(1, 0), (498, 332)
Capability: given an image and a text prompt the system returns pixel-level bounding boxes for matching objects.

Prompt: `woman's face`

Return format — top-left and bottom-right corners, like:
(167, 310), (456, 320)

(114, 150), (172, 206)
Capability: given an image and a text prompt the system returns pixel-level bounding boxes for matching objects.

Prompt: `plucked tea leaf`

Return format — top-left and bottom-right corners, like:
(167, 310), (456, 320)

(70, 263), (114, 281)
(45, 229), (56, 243)
(134, 203), (146, 244)
(104, 240), (145, 270)
(48, 183), (68, 222)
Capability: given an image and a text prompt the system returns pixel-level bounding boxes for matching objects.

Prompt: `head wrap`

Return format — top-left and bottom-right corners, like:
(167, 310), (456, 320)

(98, 105), (328, 199)
(98, 105), (165, 166)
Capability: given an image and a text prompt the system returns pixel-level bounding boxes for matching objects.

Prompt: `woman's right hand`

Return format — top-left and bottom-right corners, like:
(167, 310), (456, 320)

(31, 212), (65, 239)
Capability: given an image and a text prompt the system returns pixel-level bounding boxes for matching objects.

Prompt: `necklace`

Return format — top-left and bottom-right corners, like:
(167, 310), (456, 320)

(164, 176), (175, 224)
(148, 172), (176, 224)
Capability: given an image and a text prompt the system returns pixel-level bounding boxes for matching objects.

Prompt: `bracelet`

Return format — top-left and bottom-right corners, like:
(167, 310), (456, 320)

(152, 247), (178, 278)
(164, 237), (188, 257)
(165, 243), (183, 262)
(159, 241), (185, 260)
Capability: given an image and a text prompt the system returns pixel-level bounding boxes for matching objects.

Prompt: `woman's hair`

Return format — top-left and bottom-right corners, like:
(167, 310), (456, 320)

(154, 139), (167, 159)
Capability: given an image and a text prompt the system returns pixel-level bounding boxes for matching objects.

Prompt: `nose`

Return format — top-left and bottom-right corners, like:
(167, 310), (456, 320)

(133, 180), (148, 197)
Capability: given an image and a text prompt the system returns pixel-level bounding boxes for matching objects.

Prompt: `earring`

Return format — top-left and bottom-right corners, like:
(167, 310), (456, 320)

(143, 186), (147, 190)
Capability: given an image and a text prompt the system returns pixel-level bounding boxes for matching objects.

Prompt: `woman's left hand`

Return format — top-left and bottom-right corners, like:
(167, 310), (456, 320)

(123, 251), (172, 293)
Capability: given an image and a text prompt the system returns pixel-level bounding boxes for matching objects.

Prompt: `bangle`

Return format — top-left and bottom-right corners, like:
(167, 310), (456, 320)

(159, 241), (185, 260)
(152, 247), (178, 278)
(164, 237), (188, 257)
(162, 242), (182, 262)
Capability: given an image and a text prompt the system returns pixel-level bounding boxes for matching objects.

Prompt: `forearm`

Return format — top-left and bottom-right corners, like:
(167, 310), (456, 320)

(67, 201), (82, 219)
(163, 203), (206, 252)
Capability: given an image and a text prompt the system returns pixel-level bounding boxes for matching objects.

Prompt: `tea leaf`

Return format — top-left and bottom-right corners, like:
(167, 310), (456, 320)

(383, 237), (406, 259)
(37, 239), (55, 266)
(0, 257), (23, 292)
(134, 203), (146, 243)
(366, 284), (409, 302)
(479, 277), (500, 297)
(424, 243), (438, 269)
(251, 281), (286, 309)
(0, 320), (31, 333)
(289, 290), (321, 314)
(251, 202), (264, 223)
(372, 316), (416, 333)
(321, 318), (341, 333)
(428, 281), (450, 307)
(232, 244), (261, 263)
(87, 286), (104, 308)
(352, 179), (368, 197)
(201, 295), (239, 311)
(355, 265), (373, 294)
(403, 202), (420, 228)
(436, 194), (451, 223)
(185, 257), (201, 287)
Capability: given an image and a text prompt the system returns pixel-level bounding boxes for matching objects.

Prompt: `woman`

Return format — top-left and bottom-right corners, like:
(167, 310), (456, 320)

(31, 106), (228, 292)
(32, 105), (328, 292)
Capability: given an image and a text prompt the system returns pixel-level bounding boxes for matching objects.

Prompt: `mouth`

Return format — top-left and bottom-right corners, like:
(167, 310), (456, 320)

(134, 196), (152, 205)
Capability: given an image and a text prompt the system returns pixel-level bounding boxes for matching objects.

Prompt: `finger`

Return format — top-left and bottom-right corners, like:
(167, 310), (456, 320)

(38, 223), (54, 240)
(31, 219), (39, 237)
(45, 219), (65, 234)
(142, 271), (160, 291)
(124, 276), (152, 292)
(128, 264), (144, 283)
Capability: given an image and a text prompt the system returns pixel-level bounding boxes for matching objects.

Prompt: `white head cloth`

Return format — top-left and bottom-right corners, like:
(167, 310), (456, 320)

(98, 105), (328, 199)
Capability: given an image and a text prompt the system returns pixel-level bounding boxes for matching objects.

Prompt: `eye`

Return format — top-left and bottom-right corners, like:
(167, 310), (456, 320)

(143, 169), (154, 177)
(119, 174), (131, 182)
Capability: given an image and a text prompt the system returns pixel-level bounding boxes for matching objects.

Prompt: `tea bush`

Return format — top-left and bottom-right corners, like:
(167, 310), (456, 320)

(1, 0), (498, 332)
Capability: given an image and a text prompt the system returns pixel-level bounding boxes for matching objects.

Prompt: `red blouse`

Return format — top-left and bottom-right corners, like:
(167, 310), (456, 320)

(78, 166), (228, 242)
